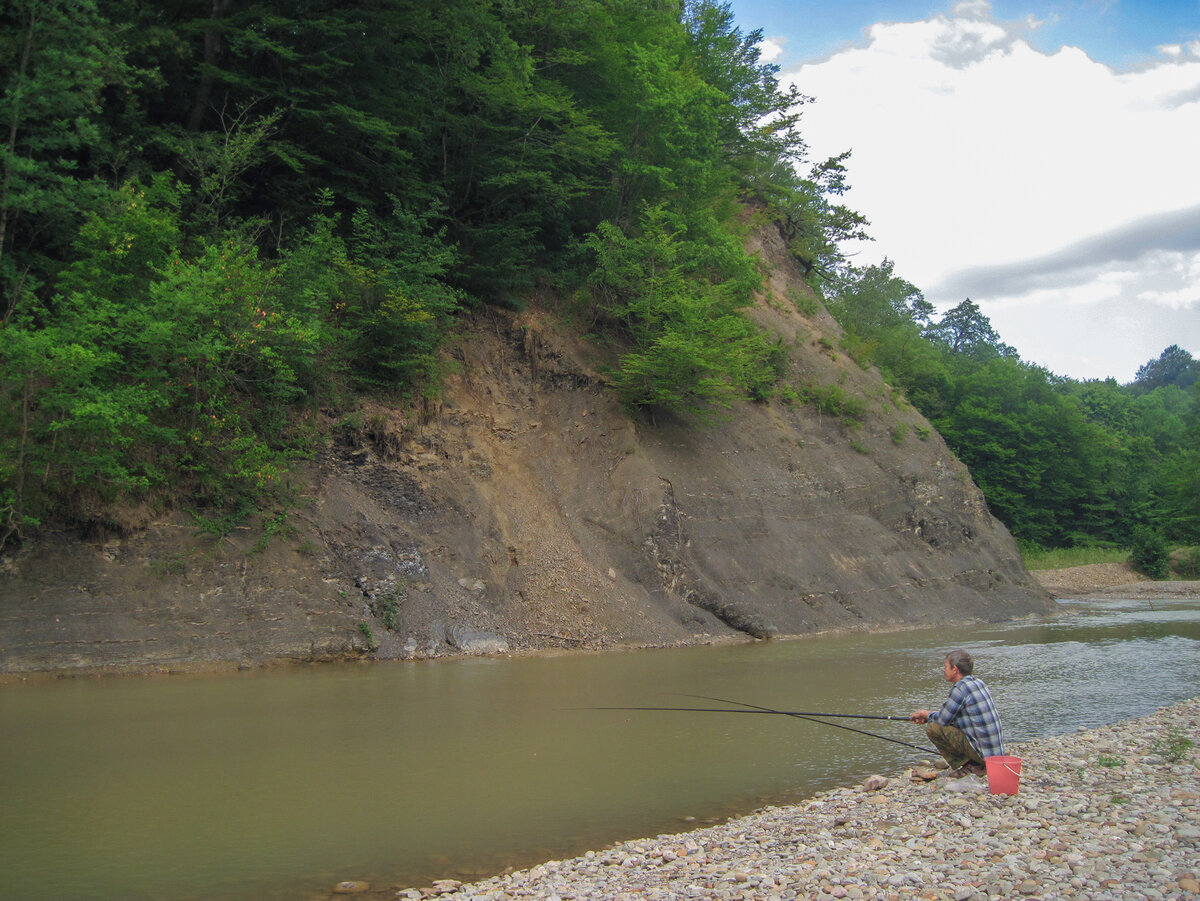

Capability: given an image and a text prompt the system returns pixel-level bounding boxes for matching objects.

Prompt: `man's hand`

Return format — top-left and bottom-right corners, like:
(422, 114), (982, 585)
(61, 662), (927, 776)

(910, 709), (930, 724)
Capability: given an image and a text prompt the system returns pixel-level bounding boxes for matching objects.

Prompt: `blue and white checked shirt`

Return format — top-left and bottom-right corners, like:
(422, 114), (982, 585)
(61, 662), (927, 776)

(929, 675), (1005, 759)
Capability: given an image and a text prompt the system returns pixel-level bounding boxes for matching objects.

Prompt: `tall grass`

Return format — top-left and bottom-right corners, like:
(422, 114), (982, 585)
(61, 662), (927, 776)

(1020, 545), (1130, 571)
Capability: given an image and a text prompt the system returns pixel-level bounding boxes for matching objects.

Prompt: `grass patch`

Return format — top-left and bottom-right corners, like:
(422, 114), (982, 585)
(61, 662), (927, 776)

(789, 288), (819, 318)
(376, 592), (401, 632)
(1150, 728), (1195, 763)
(1096, 754), (1125, 768)
(1021, 545), (1129, 571)
(357, 622), (378, 651)
(796, 380), (868, 423)
(149, 553), (188, 577)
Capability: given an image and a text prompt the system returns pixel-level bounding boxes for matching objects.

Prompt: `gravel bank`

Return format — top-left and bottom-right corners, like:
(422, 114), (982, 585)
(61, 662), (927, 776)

(398, 698), (1199, 901)
(1032, 563), (1147, 596)
(1031, 563), (1200, 600)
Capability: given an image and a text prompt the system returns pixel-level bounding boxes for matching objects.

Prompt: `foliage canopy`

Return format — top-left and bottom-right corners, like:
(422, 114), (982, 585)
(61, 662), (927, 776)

(0, 0), (854, 544)
(826, 261), (1200, 549)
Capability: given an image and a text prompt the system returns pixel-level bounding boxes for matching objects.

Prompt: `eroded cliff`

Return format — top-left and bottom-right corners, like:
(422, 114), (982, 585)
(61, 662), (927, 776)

(0, 224), (1055, 676)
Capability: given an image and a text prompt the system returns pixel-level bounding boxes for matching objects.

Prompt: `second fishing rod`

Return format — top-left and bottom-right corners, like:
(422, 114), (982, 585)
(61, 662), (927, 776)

(588, 693), (937, 754)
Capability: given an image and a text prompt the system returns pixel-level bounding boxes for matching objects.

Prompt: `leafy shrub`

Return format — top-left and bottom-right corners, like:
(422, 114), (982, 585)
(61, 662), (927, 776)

(586, 206), (781, 418)
(1129, 526), (1169, 579)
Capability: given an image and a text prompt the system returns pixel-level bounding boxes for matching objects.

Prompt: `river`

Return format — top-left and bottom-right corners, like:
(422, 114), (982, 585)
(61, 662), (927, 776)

(2, 596), (1198, 901)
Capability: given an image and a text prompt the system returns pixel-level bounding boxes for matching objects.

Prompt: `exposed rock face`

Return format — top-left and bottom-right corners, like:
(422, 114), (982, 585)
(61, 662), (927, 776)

(0, 225), (1055, 677)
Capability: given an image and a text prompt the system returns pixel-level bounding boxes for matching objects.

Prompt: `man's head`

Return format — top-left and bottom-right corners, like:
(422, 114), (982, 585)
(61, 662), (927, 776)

(944, 649), (974, 681)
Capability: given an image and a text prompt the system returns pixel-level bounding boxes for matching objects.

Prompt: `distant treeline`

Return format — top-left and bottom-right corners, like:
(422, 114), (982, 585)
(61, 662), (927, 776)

(1, 1), (1194, 560)
(827, 262), (1199, 556)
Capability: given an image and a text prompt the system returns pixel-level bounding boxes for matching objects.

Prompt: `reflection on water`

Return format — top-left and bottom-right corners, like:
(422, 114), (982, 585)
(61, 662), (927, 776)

(1, 597), (1198, 901)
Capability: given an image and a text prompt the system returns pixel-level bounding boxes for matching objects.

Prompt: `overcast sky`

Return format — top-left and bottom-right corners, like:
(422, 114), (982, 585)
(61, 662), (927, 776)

(731, 0), (1200, 382)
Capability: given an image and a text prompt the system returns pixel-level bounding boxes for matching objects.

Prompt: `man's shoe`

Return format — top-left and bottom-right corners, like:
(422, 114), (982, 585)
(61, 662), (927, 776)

(945, 763), (987, 779)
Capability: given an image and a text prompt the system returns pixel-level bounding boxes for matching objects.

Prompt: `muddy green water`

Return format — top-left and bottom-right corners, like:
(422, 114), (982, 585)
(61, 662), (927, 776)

(2, 596), (1199, 901)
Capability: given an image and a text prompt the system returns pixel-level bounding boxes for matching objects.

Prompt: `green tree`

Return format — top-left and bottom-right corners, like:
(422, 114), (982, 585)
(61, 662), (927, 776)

(1129, 525), (1169, 578)
(681, 0), (806, 179)
(1156, 378), (1200, 541)
(587, 204), (780, 416)
(1, 0), (128, 322)
(1132, 344), (1198, 395)
(824, 260), (947, 412)
(927, 299), (1016, 359)
(769, 152), (871, 286)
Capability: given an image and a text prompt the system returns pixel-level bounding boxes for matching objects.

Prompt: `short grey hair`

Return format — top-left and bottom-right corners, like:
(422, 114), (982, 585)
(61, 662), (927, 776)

(946, 649), (974, 675)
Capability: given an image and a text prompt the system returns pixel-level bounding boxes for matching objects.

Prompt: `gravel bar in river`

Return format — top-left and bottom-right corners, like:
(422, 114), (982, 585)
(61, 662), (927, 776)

(395, 697), (1200, 901)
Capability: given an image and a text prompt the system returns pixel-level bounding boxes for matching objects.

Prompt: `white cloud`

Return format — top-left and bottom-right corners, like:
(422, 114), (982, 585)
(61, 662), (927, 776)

(757, 37), (785, 64)
(785, 1), (1200, 380)
(1136, 251), (1200, 310)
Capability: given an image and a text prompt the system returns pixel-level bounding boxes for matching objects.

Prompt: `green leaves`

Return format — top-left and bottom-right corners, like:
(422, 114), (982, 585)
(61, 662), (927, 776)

(587, 204), (779, 418)
(1, 0), (886, 542)
(827, 261), (1200, 550)
(1, 0), (129, 322)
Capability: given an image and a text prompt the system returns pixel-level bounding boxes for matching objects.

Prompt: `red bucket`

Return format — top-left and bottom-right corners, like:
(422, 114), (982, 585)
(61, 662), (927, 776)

(985, 755), (1022, 795)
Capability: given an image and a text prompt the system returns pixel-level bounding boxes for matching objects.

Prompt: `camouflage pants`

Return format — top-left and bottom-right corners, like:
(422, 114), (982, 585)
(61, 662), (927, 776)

(925, 722), (984, 769)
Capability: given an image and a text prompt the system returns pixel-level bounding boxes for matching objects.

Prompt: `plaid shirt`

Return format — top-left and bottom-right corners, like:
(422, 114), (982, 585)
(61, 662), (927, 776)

(930, 675), (1005, 758)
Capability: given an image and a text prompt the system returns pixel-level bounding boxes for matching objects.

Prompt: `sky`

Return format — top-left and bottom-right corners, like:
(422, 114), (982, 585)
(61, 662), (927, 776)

(730, 0), (1200, 382)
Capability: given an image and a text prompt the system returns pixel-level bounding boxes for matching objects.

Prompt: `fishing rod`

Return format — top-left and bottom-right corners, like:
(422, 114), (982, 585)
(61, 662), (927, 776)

(681, 693), (902, 720)
(583, 696), (936, 755)
(585, 710), (902, 724)
(680, 693), (936, 754)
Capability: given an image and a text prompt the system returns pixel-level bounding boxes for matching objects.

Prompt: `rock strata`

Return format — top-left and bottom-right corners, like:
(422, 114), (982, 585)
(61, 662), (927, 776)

(1, 234), (1055, 678)
(400, 697), (1199, 901)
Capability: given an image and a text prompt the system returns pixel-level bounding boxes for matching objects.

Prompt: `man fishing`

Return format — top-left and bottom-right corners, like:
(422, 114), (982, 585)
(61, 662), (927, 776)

(910, 649), (1004, 778)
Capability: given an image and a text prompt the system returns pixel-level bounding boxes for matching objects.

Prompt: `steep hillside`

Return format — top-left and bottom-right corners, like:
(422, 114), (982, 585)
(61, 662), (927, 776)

(0, 224), (1055, 677)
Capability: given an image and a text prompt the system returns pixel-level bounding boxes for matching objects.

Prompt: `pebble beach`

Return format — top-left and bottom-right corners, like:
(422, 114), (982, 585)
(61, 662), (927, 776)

(389, 697), (1200, 901)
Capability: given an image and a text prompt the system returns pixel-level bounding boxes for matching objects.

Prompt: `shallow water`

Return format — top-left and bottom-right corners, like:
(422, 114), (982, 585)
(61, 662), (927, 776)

(2, 596), (1197, 900)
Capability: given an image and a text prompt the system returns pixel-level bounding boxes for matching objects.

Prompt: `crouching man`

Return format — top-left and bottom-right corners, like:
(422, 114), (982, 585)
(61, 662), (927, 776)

(910, 649), (1004, 778)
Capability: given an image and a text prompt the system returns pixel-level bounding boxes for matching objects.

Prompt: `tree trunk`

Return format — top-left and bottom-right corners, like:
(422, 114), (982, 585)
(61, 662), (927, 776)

(185, 0), (235, 131)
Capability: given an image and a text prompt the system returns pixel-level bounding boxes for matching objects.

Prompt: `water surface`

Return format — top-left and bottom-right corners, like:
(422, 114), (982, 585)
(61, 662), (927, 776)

(2, 596), (1197, 900)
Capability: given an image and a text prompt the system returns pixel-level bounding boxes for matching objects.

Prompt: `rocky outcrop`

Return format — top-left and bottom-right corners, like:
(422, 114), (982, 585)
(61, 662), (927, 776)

(0, 225), (1055, 677)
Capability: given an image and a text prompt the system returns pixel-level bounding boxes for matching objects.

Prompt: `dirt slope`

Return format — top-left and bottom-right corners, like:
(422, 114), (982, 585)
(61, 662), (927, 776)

(0, 223), (1056, 677)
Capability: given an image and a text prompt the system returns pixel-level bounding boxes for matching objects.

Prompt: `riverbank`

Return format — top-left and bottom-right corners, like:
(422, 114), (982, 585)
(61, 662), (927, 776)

(391, 697), (1199, 901)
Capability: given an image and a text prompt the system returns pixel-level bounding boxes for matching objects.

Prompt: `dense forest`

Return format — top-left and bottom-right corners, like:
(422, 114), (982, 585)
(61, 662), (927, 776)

(1, 0), (1196, 568)
(826, 268), (1199, 567)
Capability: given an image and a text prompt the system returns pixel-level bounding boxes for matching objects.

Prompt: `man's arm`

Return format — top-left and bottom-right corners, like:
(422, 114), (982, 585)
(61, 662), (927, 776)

(928, 681), (968, 726)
